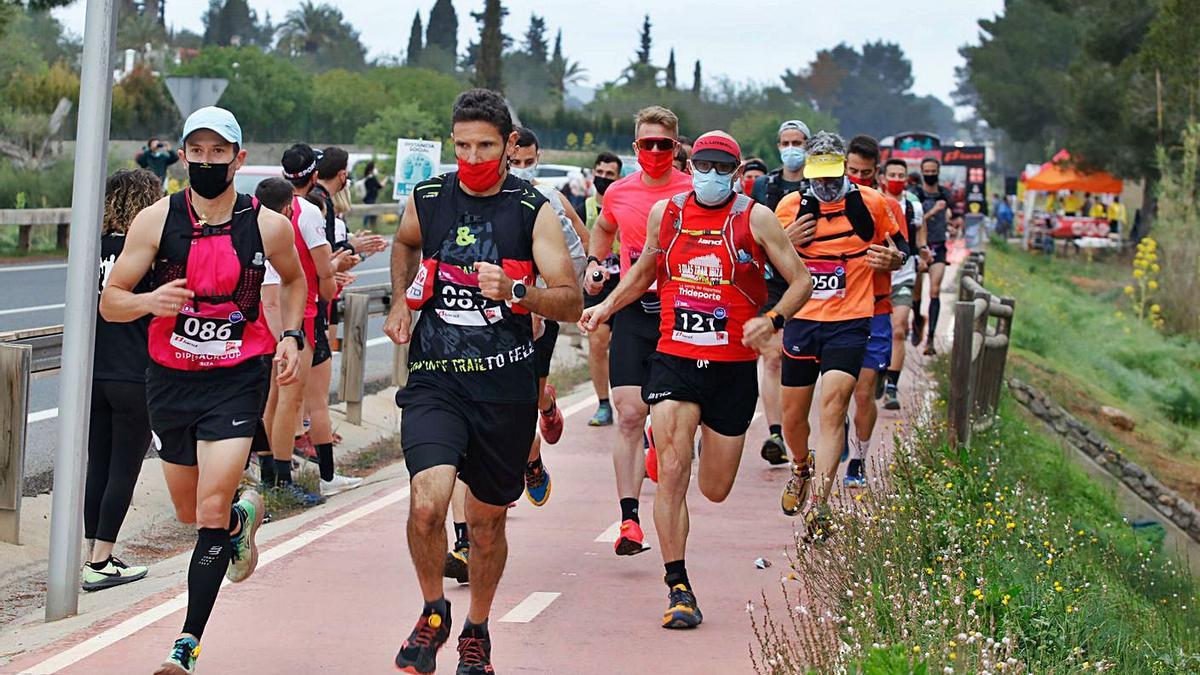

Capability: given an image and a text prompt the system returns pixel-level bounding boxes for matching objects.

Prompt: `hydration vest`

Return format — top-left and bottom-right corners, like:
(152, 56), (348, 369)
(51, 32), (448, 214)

(656, 192), (767, 362)
(790, 187), (888, 322)
(147, 191), (274, 371)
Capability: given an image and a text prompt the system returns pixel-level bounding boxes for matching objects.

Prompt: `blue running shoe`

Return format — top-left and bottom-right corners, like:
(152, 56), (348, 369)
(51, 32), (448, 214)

(275, 482), (325, 508)
(525, 460), (552, 506)
(843, 459), (866, 489)
(588, 401), (613, 427)
(154, 635), (199, 674)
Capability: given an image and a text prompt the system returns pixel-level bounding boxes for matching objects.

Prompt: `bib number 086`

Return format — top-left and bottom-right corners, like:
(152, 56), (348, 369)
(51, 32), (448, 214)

(181, 317), (232, 341)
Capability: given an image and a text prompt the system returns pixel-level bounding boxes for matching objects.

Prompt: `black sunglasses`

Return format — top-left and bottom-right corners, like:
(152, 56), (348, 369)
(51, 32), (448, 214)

(635, 137), (677, 152)
(691, 159), (738, 175)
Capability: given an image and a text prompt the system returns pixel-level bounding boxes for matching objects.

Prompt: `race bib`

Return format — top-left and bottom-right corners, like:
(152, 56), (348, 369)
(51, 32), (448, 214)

(170, 312), (245, 358)
(604, 254), (621, 275)
(807, 261), (847, 300)
(434, 266), (503, 327)
(671, 296), (728, 346)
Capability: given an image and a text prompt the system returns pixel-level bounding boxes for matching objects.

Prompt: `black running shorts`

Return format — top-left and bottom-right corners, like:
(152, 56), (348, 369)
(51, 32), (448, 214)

(534, 320), (559, 379)
(928, 241), (948, 266)
(642, 353), (758, 437)
(609, 302), (659, 388)
(147, 356), (271, 466)
(312, 300), (333, 368)
(780, 317), (870, 387)
(397, 384), (537, 507)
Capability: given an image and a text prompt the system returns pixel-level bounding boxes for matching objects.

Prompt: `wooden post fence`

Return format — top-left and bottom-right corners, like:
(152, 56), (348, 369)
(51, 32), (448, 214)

(1, 343), (32, 544)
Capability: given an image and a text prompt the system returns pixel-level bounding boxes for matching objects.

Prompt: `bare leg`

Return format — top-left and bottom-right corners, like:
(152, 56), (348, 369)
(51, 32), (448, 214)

(759, 333), (784, 429)
(696, 426), (748, 503)
(304, 359), (334, 446)
(406, 465), (456, 602)
(781, 384), (816, 464)
(611, 385), (648, 502)
(852, 368), (878, 444)
(650, 400), (701, 564)
(465, 490), (509, 625)
(889, 305), (911, 373)
(588, 324), (611, 401)
(450, 479), (467, 522)
(269, 352), (312, 463)
(813, 372), (858, 502)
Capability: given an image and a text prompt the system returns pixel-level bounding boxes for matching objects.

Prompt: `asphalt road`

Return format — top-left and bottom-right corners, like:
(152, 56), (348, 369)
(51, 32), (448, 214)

(0, 253), (398, 486)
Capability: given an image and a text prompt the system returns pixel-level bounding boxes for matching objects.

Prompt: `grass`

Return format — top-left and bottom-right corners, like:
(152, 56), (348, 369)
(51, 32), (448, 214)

(985, 239), (1200, 505)
(751, 393), (1200, 673)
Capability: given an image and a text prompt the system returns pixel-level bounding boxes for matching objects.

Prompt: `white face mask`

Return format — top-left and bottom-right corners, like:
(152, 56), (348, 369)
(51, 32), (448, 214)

(510, 164), (537, 182)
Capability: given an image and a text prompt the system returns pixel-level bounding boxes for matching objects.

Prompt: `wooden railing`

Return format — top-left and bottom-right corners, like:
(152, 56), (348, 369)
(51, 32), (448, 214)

(948, 251), (1016, 448)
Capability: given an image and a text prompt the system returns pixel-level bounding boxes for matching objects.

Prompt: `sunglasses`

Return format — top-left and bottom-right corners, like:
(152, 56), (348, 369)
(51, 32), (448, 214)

(691, 159), (738, 175)
(635, 137), (677, 152)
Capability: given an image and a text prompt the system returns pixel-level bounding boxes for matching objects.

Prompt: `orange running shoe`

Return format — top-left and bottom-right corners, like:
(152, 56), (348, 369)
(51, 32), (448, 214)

(614, 519), (650, 556)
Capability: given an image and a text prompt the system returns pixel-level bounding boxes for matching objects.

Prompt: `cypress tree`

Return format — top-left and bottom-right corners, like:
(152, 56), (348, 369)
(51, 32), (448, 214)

(406, 12), (423, 66)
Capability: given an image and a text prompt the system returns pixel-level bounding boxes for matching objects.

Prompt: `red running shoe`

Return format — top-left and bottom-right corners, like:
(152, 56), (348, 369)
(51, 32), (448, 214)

(293, 432), (317, 464)
(645, 426), (658, 483)
(614, 519), (650, 556)
(538, 384), (564, 444)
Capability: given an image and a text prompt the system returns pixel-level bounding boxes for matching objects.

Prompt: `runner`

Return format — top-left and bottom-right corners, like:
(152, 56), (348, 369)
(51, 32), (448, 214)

(384, 88), (581, 675)
(749, 120), (810, 465)
(842, 136), (906, 488)
(881, 158), (926, 411)
(99, 107), (306, 675)
(83, 168), (160, 592)
(772, 131), (906, 538)
(582, 152), (623, 426)
(584, 106), (693, 556)
(914, 157), (952, 354)
(580, 131), (812, 628)
(509, 126), (590, 504)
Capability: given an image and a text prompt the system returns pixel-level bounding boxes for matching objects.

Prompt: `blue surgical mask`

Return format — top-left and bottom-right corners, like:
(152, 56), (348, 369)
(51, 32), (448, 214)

(692, 168), (734, 205)
(510, 165), (536, 182)
(780, 147), (806, 172)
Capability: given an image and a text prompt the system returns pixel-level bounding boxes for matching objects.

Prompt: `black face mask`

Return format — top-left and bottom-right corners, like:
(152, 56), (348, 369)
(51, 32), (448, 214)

(188, 161), (234, 199)
(923, 174), (939, 186)
(593, 176), (615, 195)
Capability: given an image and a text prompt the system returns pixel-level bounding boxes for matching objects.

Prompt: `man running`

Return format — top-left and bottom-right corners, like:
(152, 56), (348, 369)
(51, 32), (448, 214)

(772, 131), (907, 538)
(749, 119), (811, 465)
(842, 136), (906, 488)
(100, 107), (306, 675)
(580, 131), (812, 628)
(584, 106), (693, 556)
(914, 157), (951, 354)
(582, 152), (624, 427)
(384, 89), (581, 675)
(881, 158), (925, 411)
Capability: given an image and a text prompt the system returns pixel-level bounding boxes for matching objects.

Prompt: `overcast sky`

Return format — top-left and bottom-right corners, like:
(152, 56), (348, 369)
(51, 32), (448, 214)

(54, 1), (1002, 108)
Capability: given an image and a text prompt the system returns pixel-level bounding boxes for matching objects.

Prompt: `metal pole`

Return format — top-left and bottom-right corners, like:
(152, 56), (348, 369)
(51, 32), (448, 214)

(45, 0), (117, 621)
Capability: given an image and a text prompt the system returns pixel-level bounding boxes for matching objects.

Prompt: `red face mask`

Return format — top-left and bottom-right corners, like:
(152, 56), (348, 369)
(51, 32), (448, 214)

(456, 157), (503, 192)
(638, 149), (675, 179)
(886, 178), (906, 196)
(847, 174), (873, 187)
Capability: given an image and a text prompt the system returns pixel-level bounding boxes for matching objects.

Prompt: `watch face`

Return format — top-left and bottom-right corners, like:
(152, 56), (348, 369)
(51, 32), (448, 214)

(513, 283), (527, 299)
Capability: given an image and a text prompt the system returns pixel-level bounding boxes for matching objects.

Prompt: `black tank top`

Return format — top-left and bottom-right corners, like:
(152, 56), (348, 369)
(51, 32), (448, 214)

(405, 173), (547, 403)
(95, 233), (152, 382)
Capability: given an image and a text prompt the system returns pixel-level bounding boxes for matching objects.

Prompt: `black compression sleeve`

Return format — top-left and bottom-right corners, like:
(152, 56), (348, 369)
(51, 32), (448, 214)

(891, 231), (911, 257)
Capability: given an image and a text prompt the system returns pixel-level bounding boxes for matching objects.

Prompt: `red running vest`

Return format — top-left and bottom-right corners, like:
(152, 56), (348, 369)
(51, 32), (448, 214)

(655, 192), (767, 362)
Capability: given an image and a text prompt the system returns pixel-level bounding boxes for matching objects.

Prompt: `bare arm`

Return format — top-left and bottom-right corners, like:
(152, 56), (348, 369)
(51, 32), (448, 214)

(583, 211), (618, 294)
(259, 208), (305, 384)
(307, 242), (337, 301)
(924, 199), (947, 222)
(477, 203), (582, 322)
(557, 192), (589, 250)
(100, 198), (193, 322)
(383, 195), (422, 344)
(578, 200), (664, 331)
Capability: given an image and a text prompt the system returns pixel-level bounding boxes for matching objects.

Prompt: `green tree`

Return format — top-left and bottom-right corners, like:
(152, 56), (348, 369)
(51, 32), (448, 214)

(276, 1), (367, 72)
(692, 59), (701, 96)
(366, 66), (467, 120)
(522, 13), (547, 64)
(424, 0), (459, 73)
(547, 30), (586, 103)
(636, 14), (651, 64)
(202, 0), (272, 48)
(310, 69), (390, 143)
(730, 106), (838, 163)
(354, 102), (441, 153)
(118, 11), (167, 51)
(172, 46), (313, 141)
(471, 0), (506, 92)
(665, 48), (677, 90)
(111, 63), (178, 139)
(406, 12), (423, 67)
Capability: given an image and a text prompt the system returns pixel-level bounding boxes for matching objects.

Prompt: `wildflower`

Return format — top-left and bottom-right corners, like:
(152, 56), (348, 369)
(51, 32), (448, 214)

(1124, 286), (1134, 295)
(913, 646), (921, 653)
(1151, 304), (1161, 314)
(1002, 594), (1011, 606)
(1148, 280), (1158, 290)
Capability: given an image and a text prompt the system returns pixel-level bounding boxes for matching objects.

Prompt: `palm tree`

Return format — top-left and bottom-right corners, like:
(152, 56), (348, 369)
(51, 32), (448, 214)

(275, 1), (341, 57)
(549, 58), (587, 100)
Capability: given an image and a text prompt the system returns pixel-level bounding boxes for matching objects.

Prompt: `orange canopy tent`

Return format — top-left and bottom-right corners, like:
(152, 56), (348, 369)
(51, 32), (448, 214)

(1024, 164), (1123, 194)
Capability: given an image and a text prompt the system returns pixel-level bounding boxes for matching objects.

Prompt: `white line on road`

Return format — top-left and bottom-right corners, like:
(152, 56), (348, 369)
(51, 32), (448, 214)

(0, 302), (65, 316)
(0, 262), (67, 273)
(27, 408), (58, 423)
(22, 485), (411, 675)
(498, 592), (561, 623)
(596, 520), (622, 543)
(351, 267), (389, 276)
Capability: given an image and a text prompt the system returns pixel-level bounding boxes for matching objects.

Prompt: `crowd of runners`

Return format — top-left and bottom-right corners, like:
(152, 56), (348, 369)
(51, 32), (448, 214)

(80, 87), (961, 674)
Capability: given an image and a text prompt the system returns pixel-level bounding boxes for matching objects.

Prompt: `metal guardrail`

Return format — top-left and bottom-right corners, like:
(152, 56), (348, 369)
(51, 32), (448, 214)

(948, 251), (1016, 448)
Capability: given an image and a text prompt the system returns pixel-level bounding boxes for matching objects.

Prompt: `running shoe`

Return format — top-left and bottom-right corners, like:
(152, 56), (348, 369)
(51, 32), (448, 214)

(81, 556), (147, 592)
(911, 314), (926, 346)
(662, 584), (703, 629)
(444, 544), (469, 584)
(293, 432), (317, 464)
(923, 342), (937, 356)
(538, 384), (564, 444)
(227, 490), (263, 583)
(760, 433), (788, 465)
(320, 473), (363, 496)
(802, 502), (835, 543)
(154, 635), (199, 675)
(843, 458), (866, 489)
(840, 417), (850, 463)
(588, 400), (613, 426)
(645, 426), (658, 483)
(882, 382), (900, 410)
(781, 456), (813, 517)
(615, 519), (650, 556)
(455, 632), (494, 675)
(395, 602), (453, 674)
(524, 461), (552, 506)
(275, 482), (325, 508)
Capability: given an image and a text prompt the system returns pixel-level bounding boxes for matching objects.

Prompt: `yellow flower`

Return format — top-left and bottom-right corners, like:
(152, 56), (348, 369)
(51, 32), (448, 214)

(913, 645), (922, 653)
(1133, 269), (1145, 278)
(1152, 263), (1161, 273)
(1151, 304), (1161, 314)
(1149, 280), (1159, 290)
(945, 482), (954, 489)
(1002, 594), (1011, 605)
(1124, 286), (1134, 295)
(1066, 605), (1074, 613)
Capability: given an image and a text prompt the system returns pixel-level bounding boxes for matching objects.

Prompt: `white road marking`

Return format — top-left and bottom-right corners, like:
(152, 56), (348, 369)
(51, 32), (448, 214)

(21, 486), (410, 675)
(26, 408), (58, 423)
(560, 394), (598, 419)
(350, 267), (389, 276)
(595, 520), (622, 543)
(0, 262), (67, 273)
(0, 302), (65, 316)
(498, 591), (561, 623)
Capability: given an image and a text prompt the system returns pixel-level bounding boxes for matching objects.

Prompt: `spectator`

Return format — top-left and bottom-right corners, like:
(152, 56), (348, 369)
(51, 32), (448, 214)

(1108, 195), (1126, 235)
(83, 168), (161, 591)
(995, 195), (1014, 237)
(134, 137), (178, 190)
(361, 161), (384, 228)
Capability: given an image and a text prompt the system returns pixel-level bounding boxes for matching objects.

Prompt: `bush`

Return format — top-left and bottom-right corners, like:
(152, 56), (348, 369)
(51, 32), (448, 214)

(0, 156), (75, 208)
(1154, 123), (1200, 336)
(1157, 383), (1200, 428)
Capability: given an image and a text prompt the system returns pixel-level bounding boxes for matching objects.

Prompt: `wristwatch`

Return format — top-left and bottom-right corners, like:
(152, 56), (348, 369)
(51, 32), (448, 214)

(586, 255), (601, 267)
(510, 280), (528, 304)
(764, 310), (786, 331)
(280, 329), (305, 350)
